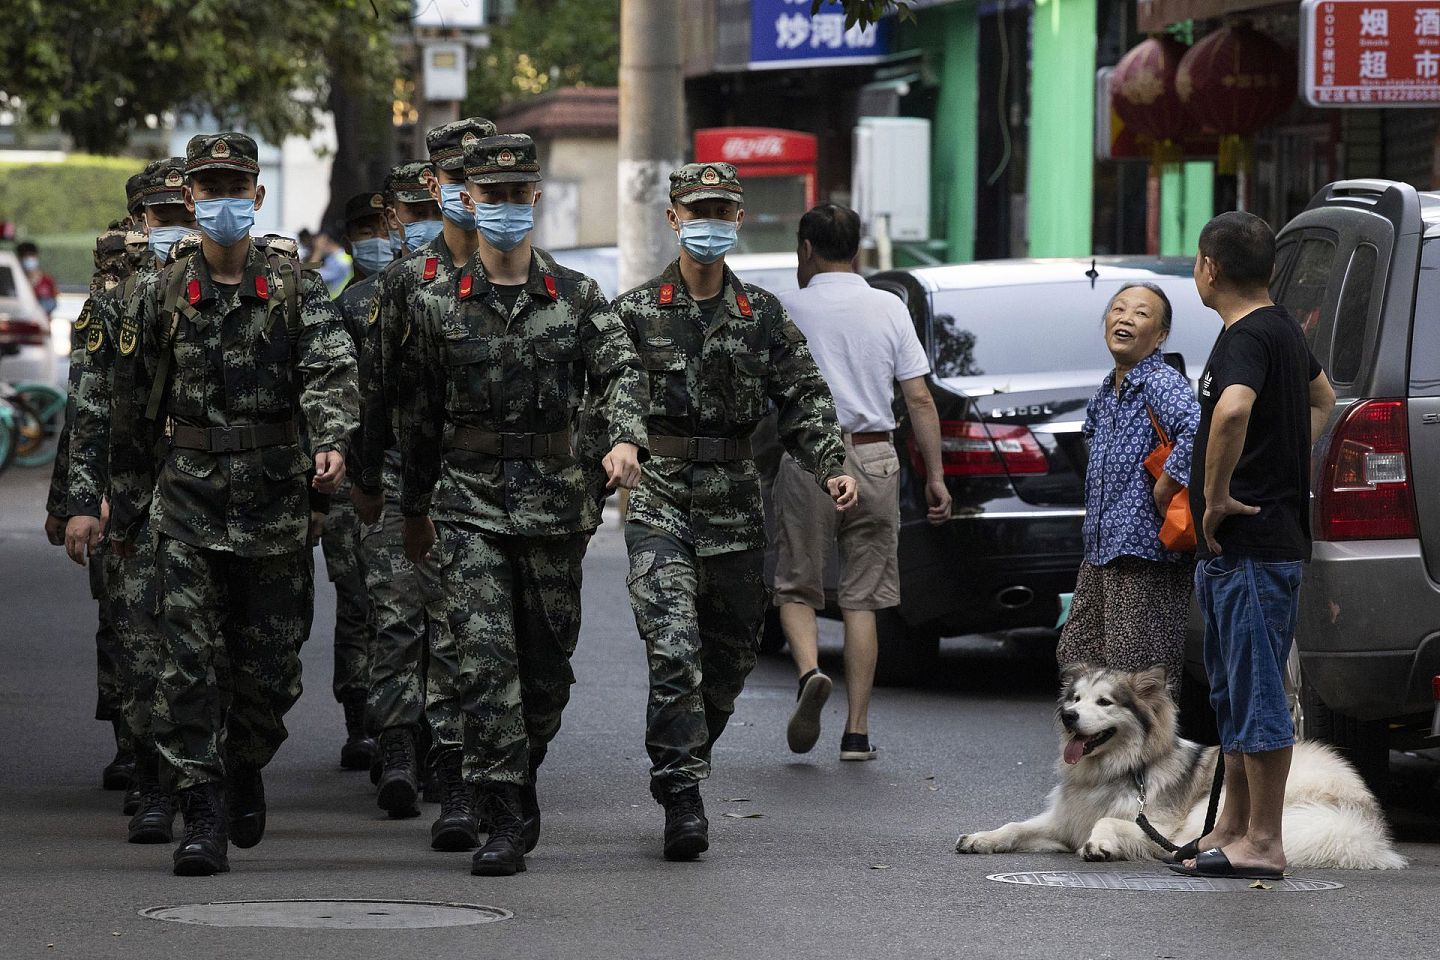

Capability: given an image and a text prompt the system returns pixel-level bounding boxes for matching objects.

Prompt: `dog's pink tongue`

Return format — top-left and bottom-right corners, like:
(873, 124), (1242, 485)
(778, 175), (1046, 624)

(1063, 737), (1085, 765)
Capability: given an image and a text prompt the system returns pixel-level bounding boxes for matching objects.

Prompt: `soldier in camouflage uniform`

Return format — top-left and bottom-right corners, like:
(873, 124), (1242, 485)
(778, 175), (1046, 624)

(358, 121), (493, 829)
(348, 161), (449, 813)
(44, 223), (139, 796)
(397, 133), (648, 876)
(612, 163), (855, 861)
(108, 133), (358, 876)
(64, 158), (198, 845)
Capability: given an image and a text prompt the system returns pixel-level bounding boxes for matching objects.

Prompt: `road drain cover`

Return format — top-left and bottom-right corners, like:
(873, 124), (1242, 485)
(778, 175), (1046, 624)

(988, 871), (1344, 892)
(140, 899), (512, 929)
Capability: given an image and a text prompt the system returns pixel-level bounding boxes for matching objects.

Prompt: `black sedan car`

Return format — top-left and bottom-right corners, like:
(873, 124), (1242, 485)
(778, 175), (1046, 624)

(761, 257), (1221, 683)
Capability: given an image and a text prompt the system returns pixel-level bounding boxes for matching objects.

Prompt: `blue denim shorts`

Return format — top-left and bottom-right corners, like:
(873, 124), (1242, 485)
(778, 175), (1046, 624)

(1195, 554), (1304, 755)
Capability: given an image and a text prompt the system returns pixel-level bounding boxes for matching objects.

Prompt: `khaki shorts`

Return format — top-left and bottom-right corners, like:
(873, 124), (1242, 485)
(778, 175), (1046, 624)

(772, 438), (900, 611)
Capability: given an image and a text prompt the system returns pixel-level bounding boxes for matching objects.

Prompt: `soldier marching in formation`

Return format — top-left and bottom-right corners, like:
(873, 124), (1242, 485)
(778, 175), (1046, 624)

(43, 122), (855, 877)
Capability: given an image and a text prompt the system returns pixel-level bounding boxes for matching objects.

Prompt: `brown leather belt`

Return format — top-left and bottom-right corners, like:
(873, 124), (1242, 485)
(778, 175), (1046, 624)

(170, 420), (298, 453)
(448, 426), (572, 458)
(649, 434), (752, 462)
(847, 431), (891, 445)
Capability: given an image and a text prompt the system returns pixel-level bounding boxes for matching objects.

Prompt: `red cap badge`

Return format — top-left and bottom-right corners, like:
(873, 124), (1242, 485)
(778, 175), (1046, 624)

(543, 275), (558, 301)
(736, 293), (753, 318)
(186, 278), (201, 306)
(458, 274), (473, 299)
(658, 283), (674, 306)
(254, 275), (269, 300)
(422, 257), (438, 281)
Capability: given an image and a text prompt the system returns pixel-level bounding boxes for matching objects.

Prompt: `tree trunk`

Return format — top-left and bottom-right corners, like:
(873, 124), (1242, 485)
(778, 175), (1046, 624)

(323, 35), (396, 234)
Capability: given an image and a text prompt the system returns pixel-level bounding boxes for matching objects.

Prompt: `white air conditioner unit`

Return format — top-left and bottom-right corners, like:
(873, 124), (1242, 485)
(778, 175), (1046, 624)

(852, 117), (930, 244)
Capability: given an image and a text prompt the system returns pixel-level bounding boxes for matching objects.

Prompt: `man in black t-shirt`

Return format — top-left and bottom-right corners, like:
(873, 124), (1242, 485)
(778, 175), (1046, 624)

(1172, 212), (1336, 882)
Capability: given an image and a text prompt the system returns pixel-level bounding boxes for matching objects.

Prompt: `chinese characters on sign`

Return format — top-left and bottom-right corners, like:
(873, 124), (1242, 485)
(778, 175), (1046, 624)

(750, 0), (894, 68)
(1302, 0), (1440, 105)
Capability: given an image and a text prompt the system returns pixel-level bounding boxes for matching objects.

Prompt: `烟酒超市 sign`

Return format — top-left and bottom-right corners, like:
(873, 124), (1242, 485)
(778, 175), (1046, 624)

(1302, 0), (1440, 105)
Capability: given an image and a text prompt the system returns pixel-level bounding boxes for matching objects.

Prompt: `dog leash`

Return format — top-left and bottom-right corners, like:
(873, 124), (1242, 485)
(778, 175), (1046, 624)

(1132, 754), (1225, 859)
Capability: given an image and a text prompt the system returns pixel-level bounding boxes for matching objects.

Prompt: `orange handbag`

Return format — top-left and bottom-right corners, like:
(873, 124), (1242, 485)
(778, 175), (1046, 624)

(1142, 405), (1197, 552)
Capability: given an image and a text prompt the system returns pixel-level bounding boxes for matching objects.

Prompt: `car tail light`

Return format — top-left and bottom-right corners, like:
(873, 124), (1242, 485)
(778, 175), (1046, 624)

(0, 315), (48, 346)
(1315, 399), (1417, 540)
(910, 420), (1048, 478)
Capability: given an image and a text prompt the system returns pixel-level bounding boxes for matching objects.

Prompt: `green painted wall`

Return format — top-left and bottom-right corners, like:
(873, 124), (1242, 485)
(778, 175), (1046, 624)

(1159, 161), (1215, 256)
(1027, 0), (1097, 258)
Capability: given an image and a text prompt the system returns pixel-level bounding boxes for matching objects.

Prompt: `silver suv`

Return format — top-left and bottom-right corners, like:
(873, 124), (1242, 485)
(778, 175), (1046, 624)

(1187, 180), (1440, 782)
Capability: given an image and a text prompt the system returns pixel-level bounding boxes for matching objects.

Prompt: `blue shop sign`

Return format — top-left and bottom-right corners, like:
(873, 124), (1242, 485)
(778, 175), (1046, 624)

(749, 0), (894, 69)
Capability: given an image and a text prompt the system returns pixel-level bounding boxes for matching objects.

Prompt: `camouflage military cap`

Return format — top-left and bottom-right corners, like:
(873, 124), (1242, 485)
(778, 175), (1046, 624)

(425, 117), (498, 171)
(669, 162), (744, 205)
(463, 133), (542, 185)
(169, 232), (203, 263)
(386, 160), (435, 204)
(253, 233), (299, 260)
(141, 156), (188, 207)
(344, 191), (388, 225)
(185, 131), (261, 176)
(125, 173), (146, 215)
(94, 227), (129, 267)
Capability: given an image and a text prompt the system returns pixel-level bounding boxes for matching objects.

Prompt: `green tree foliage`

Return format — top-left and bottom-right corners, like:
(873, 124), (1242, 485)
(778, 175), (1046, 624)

(465, 0), (620, 114)
(0, 0), (409, 154)
(813, 0), (912, 28)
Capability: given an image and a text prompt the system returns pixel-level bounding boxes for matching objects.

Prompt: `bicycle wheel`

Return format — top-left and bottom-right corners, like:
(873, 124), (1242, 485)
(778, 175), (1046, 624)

(0, 404), (18, 477)
(12, 383), (65, 467)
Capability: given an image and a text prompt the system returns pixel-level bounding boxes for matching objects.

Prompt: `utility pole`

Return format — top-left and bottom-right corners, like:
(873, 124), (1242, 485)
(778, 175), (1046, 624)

(618, 0), (686, 293)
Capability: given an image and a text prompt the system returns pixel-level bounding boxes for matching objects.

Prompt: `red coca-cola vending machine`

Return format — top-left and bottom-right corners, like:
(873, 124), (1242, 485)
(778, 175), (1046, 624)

(693, 127), (817, 252)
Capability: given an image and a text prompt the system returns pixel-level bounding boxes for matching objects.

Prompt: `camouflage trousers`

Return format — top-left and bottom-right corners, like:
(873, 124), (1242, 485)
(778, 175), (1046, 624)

(624, 524), (765, 800)
(111, 517), (167, 759)
(152, 536), (311, 790)
(436, 521), (589, 787)
(362, 501), (463, 756)
(321, 493), (373, 702)
(90, 549), (128, 745)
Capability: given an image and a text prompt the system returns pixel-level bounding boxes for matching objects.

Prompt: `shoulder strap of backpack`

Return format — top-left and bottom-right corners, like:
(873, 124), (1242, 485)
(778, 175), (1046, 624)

(144, 256), (193, 421)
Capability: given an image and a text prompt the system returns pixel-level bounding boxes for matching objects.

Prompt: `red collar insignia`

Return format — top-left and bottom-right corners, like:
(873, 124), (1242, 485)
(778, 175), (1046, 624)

(254, 275), (269, 300)
(543, 275), (558, 301)
(458, 274), (473, 299)
(658, 283), (675, 306)
(735, 293), (753, 318)
(422, 257), (439, 281)
(186, 278), (201, 306)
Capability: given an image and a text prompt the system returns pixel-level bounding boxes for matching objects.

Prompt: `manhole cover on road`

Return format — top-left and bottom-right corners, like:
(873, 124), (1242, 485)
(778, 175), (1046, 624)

(140, 899), (512, 929)
(988, 871), (1344, 893)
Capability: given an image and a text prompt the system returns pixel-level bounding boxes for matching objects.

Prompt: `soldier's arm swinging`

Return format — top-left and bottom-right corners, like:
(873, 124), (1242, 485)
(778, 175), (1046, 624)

(396, 292), (445, 562)
(107, 285), (162, 555)
(579, 291), (649, 490)
(63, 293), (120, 565)
(292, 272), (359, 494)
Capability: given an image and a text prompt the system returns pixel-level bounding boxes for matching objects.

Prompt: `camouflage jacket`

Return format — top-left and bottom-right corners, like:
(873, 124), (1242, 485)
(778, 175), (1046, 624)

(108, 245), (359, 557)
(397, 246), (648, 535)
(335, 270), (379, 485)
(613, 259), (843, 557)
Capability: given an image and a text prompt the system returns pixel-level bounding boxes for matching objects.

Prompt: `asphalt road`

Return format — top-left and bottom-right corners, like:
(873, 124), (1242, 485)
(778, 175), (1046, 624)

(1, 465), (1437, 960)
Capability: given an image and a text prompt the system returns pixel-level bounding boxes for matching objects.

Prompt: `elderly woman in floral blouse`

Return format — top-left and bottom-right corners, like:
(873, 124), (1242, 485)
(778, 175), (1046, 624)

(1056, 283), (1201, 695)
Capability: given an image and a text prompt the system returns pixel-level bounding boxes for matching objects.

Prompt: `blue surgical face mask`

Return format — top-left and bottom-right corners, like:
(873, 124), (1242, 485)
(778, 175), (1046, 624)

(147, 226), (197, 263)
(678, 218), (738, 264)
(351, 235), (395, 275)
(439, 182), (476, 230)
(403, 218), (445, 250)
(194, 197), (256, 246)
(476, 201), (534, 252)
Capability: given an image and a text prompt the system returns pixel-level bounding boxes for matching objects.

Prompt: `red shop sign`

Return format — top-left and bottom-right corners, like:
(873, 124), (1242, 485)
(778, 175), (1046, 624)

(694, 127), (817, 173)
(1302, 0), (1440, 105)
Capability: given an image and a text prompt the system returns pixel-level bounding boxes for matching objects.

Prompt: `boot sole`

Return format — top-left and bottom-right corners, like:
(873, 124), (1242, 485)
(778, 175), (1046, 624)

(431, 822), (480, 852)
(173, 854), (230, 876)
(377, 777), (420, 818)
(663, 832), (710, 861)
(470, 856), (526, 876)
(128, 823), (174, 844)
(786, 674), (832, 754)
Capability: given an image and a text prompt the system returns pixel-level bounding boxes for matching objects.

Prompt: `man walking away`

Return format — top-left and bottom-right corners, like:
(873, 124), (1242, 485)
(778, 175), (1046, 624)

(776, 204), (951, 761)
(1173, 211), (1335, 881)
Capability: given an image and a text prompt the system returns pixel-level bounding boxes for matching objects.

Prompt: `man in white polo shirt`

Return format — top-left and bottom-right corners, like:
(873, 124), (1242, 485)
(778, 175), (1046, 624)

(775, 204), (951, 760)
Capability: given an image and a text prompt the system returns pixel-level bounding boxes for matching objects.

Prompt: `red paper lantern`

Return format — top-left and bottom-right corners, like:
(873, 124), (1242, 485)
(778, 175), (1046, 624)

(1111, 36), (1191, 145)
(1176, 22), (1296, 137)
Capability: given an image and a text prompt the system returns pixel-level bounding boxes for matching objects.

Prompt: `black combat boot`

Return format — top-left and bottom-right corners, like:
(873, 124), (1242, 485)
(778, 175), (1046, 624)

(376, 727), (420, 818)
(339, 692), (377, 771)
(470, 784), (526, 876)
(520, 758), (541, 854)
(419, 726), (440, 802)
(661, 785), (709, 861)
(429, 751), (479, 852)
(102, 719), (135, 791)
(121, 780), (142, 816)
(173, 783), (229, 876)
(225, 767), (266, 849)
(127, 753), (175, 844)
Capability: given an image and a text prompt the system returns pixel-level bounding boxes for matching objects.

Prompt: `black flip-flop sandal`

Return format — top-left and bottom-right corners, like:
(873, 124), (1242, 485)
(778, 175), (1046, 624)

(1167, 847), (1283, 880)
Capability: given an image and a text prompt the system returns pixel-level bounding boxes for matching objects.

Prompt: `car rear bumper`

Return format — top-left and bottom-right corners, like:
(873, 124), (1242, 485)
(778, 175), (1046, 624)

(896, 508), (1083, 633)
(1294, 539), (1440, 721)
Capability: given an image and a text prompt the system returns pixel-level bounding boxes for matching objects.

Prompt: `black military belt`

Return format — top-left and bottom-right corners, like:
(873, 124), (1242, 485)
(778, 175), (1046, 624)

(649, 434), (752, 462)
(170, 421), (298, 453)
(448, 426), (572, 458)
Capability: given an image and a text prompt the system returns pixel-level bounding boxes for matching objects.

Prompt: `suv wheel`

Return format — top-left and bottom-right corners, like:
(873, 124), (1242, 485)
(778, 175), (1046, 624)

(1287, 648), (1389, 788)
(873, 608), (939, 687)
